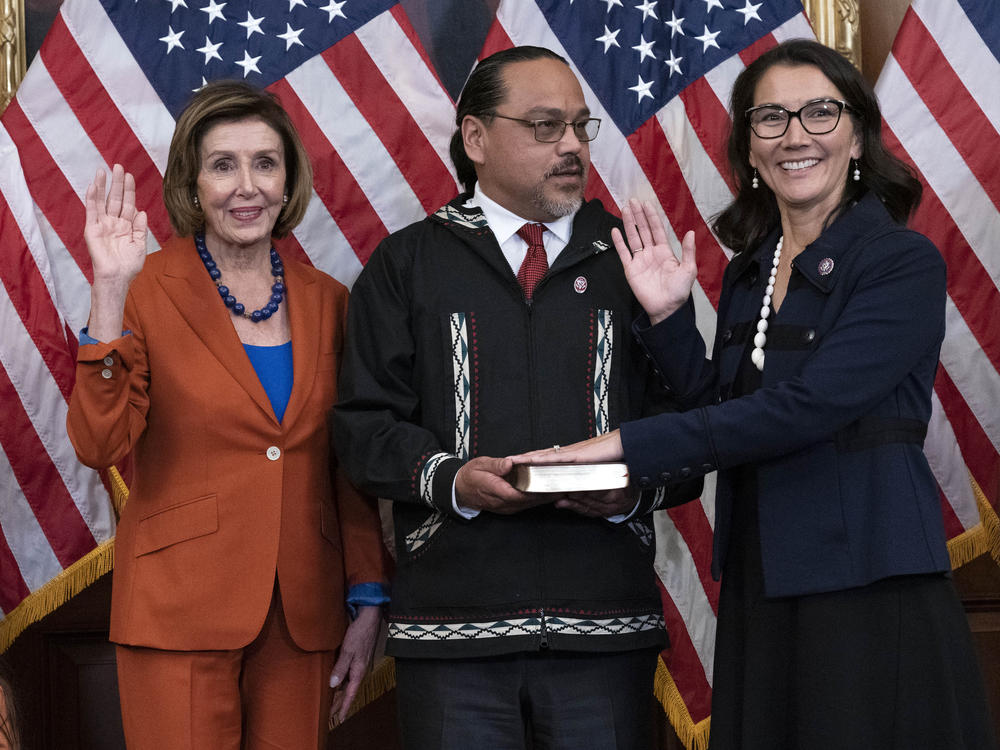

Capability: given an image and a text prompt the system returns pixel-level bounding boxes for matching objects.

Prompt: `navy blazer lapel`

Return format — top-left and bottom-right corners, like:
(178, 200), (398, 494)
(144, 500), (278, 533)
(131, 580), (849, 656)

(279, 259), (319, 430)
(156, 237), (276, 422)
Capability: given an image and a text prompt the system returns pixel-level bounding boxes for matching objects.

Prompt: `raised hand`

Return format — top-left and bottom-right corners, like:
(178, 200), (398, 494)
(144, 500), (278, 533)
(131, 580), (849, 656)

(612, 198), (697, 325)
(83, 164), (149, 342)
(84, 164), (148, 287)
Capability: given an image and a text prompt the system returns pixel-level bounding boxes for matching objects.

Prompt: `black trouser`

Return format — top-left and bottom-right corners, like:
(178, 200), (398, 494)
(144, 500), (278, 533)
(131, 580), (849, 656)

(395, 648), (659, 750)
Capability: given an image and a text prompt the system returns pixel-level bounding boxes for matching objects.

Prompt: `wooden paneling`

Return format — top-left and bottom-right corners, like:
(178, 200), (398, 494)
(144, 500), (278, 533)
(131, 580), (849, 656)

(4, 574), (124, 750)
(859, 0), (912, 84)
(953, 555), (1000, 724)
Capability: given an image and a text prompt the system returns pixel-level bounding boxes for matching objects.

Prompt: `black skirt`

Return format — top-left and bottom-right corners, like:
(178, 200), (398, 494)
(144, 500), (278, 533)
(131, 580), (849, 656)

(708, 472), (997, 750)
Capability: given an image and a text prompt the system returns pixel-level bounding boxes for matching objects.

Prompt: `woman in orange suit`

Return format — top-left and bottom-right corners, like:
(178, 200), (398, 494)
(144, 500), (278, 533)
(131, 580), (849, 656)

(66, 81), (390, 749)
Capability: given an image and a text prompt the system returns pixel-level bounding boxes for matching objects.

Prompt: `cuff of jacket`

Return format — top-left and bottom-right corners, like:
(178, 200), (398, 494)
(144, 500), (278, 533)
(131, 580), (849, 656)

(620, 414), (717, 491)
(420, 453), (466, 519)
(77, 330), (136, 374)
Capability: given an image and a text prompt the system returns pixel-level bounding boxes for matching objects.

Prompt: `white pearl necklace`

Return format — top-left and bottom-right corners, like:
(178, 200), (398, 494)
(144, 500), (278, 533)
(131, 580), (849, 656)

(750, 235), (782, 371)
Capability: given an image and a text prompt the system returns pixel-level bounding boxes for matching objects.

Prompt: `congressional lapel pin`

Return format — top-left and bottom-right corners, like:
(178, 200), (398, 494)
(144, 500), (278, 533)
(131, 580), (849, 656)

(574, 276), (588, 293)
(818, 257), (835, 276)
(592, 240), (610, 253)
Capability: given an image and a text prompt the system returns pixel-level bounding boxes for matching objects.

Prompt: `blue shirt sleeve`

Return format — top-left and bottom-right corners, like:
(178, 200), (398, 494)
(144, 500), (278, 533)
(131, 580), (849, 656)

(346, 582), (390, 619)
(79, 327), (131, 345)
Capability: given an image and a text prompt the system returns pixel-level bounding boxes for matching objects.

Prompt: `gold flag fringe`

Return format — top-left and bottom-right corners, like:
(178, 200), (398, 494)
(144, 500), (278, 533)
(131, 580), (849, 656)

(946, 473), (1000, 570)
(108, 465), (129, 519)
(0, 467), (127, 653)
(0, 539), (115, 653)
(329, 656), (397, 730)
(654, 656), (711, 750)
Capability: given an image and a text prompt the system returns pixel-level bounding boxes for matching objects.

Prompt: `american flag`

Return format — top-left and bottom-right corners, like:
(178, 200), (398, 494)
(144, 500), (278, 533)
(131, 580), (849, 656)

(875, 0), (1000, 572)
(1, 0), (996, 748)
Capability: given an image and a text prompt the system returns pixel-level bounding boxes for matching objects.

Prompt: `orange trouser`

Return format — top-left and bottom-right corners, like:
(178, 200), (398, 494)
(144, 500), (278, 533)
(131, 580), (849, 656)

(116, 586), (334, 750)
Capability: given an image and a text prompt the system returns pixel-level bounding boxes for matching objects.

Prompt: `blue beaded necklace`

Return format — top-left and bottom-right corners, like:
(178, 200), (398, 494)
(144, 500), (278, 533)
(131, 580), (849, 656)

(195, 233), (286, 323)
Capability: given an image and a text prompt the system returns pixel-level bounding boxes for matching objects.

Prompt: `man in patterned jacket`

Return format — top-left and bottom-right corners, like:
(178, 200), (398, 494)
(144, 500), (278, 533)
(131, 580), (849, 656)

(335, 46), (699, 750)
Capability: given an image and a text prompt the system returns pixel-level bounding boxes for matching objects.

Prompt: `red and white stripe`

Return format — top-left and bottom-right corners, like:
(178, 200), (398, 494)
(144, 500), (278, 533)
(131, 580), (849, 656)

(877, 0), (1000, 539)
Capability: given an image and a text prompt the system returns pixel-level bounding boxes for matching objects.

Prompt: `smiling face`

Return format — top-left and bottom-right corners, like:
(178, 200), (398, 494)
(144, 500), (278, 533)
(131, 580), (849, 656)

(748, 64), (861, 226)
(463, 57), (591, 222)
(196, 117), (287, 254)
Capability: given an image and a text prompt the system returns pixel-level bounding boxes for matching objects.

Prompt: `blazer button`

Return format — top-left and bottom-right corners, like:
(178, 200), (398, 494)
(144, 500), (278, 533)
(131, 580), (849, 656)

(638, 477), (651, 488)
(804, 329), (816, 342)
(101, 368), (112, 379)
(701, 463), (714, 472)
(722, 328), (733, 343)
(266, 446), (281, 461)
(679, 467), (691, 478)
(103, 356), (114, 366)
(659, 472), (672, 482)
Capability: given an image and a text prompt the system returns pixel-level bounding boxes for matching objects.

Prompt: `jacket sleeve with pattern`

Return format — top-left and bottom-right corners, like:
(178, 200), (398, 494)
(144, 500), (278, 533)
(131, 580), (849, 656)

(334, 236), (465, 518)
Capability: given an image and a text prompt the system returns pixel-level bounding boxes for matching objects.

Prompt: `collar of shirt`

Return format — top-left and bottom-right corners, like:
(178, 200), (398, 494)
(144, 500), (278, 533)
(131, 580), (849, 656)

(465, 185), (575, 274)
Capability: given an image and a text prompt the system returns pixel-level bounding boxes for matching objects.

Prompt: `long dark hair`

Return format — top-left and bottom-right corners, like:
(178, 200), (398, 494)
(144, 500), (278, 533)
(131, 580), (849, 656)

(713, 39), (922, 254)
(449, 46), (568, 195)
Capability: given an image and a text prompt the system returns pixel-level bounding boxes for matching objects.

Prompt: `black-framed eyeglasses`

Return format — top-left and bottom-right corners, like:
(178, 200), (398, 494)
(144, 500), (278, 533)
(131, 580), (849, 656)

(745, 98), (854, 139)
(490, 113), (602, 143)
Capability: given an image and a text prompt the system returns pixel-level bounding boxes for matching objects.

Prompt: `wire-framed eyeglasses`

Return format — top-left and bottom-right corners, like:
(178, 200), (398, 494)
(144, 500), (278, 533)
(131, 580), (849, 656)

(490, 113), (602, 143)
(745, 98), (854, 139)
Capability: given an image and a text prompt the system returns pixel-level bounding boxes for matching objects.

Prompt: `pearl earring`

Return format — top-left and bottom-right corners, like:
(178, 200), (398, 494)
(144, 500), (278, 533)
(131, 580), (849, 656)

(852, 160), (861, 182)
(193, 195), (200, 208)
(282, 194), (289, 205)
(751, 169), (759, 190)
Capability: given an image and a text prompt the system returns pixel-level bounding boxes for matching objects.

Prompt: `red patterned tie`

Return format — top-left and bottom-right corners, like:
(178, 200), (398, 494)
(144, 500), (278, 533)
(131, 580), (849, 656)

(516, 223), (548, 301)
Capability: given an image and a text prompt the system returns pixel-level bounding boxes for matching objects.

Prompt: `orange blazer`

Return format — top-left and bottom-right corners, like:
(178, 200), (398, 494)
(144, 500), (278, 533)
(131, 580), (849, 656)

(67, 236), (388, 652)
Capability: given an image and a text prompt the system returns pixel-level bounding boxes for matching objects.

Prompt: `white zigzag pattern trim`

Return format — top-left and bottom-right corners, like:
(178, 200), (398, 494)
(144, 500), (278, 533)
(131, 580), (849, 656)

(593, 308), (613, 435)
(419, 452), (454, 509)
(405, 513), (444, 552)
(434, 204), (489, 230)
(650, 487), (667, 511)
(629, 519), (655, 547)
(388, 613), (664, 642)
(450, 312), (471, 460)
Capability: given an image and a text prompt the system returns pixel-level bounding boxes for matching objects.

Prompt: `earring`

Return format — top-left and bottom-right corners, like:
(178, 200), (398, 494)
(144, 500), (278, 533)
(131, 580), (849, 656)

(751, 168), (759, 189)
(282, 194), (289, 205)
(852, 160), (861, 182)
(192, 195), (200, 208)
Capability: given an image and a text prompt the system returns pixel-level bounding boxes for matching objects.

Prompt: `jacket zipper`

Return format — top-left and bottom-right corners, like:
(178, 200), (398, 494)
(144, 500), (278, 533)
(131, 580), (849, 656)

(525, 301), (539, 442)
(539, 608), (549, 649)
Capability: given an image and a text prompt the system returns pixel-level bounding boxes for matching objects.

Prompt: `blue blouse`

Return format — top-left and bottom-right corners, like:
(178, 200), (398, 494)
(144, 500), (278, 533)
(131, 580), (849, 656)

(243, 341), (293, 422)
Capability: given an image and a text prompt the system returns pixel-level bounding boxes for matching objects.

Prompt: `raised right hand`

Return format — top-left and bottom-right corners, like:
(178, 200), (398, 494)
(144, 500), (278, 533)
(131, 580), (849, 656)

(612, 198), (697, 325)
(84, 164), (148, 287)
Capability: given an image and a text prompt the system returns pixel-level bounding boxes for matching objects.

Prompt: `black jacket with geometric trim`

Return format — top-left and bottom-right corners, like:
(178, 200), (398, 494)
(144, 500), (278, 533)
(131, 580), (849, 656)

(334, 196), (701, 658)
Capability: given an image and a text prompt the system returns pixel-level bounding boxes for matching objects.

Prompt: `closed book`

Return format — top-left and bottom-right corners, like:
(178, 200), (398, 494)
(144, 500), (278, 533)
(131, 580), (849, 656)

(509, 463), (629, 493)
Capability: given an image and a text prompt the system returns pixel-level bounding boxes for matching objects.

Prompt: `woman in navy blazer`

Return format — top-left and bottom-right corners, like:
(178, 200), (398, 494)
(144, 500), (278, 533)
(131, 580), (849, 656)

(517, 40), (995, 749)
